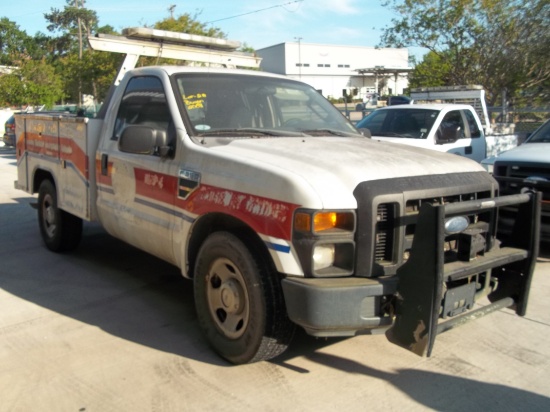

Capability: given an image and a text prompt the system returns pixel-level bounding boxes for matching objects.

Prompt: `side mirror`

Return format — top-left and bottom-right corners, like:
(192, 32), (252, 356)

(119, 125), (172, 157)
(358, 127), (372, 138)
(436, 125), (460, 144)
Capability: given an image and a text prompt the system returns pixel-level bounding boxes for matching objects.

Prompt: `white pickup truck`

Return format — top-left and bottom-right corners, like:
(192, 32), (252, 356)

(485, 118), (550, 242)
(356, 104), (487, 162)
(13, 28), (540, 364)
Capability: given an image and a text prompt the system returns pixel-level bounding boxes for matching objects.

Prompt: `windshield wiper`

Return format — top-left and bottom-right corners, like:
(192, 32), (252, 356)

(198, 128), (303, 137)
(300, 129), (351, 137)
(375, 132), (410, 137)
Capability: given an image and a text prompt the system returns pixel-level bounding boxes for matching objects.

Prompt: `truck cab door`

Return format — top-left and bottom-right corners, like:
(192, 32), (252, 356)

(436, 109), (485, 162)
(96, 75), (178, 265)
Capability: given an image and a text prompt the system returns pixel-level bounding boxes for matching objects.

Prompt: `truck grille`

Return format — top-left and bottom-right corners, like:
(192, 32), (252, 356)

(353, 171), (498, 278)
(493, 161), (550, 241)
(494, 162), (550, 201)
(374, 191), (492, 268)
(375, 204), (395, 263)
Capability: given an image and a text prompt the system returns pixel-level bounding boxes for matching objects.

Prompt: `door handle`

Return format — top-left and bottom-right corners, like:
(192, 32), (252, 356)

(465, 146), (473, 154)
(101, 153), (109, 176)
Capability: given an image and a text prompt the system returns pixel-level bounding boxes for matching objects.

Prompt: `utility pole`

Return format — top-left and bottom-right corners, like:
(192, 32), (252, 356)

(75, 0), (83, 107)
(294, 37), (302, 79)
(169, 5), (176, 19)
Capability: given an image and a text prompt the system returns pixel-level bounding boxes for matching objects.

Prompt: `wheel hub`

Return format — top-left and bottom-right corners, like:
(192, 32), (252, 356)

(206, 258), (250, 339)
(42, 195), (56, 237)
(220, 280), (242, 313)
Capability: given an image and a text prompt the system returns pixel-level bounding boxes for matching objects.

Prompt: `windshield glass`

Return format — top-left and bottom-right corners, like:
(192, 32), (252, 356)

(174, 73), (358, 137)
(526, 119), (550, 143)
(357, 108), (439, 139)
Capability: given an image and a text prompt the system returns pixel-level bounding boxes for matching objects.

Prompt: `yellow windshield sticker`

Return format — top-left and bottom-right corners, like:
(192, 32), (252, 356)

(184, 93), (206, 110)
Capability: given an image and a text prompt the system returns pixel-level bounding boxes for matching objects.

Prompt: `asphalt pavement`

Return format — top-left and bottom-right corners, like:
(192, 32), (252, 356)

(1, 142), (550, 411)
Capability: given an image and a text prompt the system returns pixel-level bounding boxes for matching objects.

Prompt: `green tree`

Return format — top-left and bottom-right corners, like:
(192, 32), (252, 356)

(45, 0), (98, 58)
(142, 12), (227, 66)
(0, 73), (27, 106)
(59, 45), (121, 102)
(0, 60), (64, 107)
(239, 43), (256, 53)
(408, 51), (453, 88)
(154, 12), (226, 38)
(479, 0), (550, 106)
(0, 18), (45, 65)
(21, 60), (65, 106)
(44, 1), (120, 104)
(380, 0), (550, 106)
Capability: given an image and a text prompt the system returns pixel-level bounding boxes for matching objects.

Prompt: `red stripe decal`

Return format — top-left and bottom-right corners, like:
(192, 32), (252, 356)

(24, 133), (89, 179)
(133, 168), (297, 240)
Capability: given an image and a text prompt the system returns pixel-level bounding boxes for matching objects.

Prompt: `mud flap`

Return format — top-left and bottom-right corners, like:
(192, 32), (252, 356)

(385, 203), (444, 356)
(385, 192), (541, 357)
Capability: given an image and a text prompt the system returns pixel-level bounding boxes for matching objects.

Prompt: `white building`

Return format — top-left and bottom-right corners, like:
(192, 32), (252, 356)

(257, 42), (412, 101)
(0, 65), (17, 75)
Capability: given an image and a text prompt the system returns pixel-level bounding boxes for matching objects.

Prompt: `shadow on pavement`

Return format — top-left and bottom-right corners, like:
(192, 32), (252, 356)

(0, 147), (16, 166)
(304, 352), (550, 411)
(1, 197), (549, 410)
(0, 213), (228, 366)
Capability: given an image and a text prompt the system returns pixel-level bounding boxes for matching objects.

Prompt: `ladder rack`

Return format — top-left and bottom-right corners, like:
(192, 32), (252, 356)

(88, 27), (261, 85)
(410, 85), (491, 132)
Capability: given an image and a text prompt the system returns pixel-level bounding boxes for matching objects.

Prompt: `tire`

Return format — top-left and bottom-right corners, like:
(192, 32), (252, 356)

(194, 231), (295, 364)
(37, 179), (83, 252)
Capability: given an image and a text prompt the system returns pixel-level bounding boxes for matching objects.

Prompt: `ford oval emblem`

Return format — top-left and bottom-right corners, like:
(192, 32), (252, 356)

(444, 216), (470, 234)
(524, 176), (548, 184)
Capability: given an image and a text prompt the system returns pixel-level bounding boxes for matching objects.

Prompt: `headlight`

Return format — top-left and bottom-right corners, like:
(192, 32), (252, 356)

(313, 244), (335, 271)
(293, 210), (356, 277)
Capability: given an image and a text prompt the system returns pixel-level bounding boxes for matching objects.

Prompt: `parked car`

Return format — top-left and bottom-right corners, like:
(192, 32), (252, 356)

(3, 114), (15, 147)
(483, 118), (550, 241)
(387, 95), (412, 106)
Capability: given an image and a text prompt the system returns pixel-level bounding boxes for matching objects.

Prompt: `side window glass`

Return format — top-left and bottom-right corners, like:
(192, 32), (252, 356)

(361, 110), (388, 134)
(464, 110), (482, 138)
(440, 110), (466, 139)
(114, 76), (174, 147)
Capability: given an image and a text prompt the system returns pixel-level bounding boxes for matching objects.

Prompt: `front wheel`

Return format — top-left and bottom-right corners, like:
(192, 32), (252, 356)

(194, 232), (295, 364)
(38, 179), (83, 252)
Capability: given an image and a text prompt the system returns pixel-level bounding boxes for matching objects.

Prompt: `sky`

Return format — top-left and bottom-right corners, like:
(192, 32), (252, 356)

(3, 0), (422, 57)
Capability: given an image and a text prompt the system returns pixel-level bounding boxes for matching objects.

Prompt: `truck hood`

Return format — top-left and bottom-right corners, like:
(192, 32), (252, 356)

(495, 142), (550, 164)
(203, 136), (486, 209)
(371, 136), (433, 148)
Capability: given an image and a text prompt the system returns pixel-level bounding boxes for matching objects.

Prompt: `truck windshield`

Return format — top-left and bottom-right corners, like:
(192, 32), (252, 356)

(526, 119), (550, 143)
(357, 108), (440, 139)
(174, 73), (358, 137)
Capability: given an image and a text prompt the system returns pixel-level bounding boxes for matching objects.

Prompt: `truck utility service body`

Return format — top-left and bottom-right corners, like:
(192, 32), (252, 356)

(14, 29), (540, 364)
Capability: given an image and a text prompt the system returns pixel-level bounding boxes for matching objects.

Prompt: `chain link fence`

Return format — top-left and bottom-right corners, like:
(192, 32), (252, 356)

(488, 107), (550, 134)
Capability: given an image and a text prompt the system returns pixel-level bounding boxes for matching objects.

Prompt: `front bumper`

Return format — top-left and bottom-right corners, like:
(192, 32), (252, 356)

(282, 192), (540, 356)
(282, 276), (397, 337)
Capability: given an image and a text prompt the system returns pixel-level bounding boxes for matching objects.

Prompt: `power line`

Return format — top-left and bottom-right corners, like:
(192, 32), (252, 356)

(205, 0), (304, 24)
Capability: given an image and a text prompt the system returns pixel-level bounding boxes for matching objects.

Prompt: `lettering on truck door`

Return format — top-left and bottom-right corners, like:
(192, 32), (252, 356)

(96, 75), (178, 264)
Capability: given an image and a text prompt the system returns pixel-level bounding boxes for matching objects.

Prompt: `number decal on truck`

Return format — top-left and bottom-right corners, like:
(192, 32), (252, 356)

(178, 169), (201, 199)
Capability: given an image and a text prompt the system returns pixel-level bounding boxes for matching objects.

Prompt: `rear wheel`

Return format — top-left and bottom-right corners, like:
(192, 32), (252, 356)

(38, 179), (82, 252)
(194, 231), (295, 364)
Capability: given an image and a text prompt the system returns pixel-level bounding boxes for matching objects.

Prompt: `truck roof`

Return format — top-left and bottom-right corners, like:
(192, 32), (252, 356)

(377, 103), (479, 112)
(127, 65), (290, 80)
